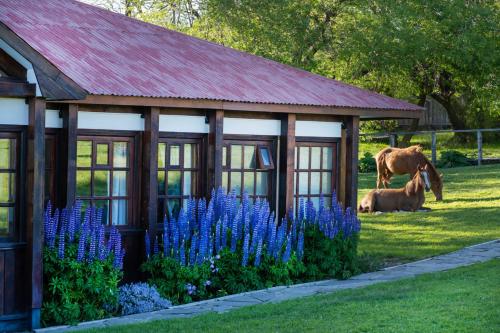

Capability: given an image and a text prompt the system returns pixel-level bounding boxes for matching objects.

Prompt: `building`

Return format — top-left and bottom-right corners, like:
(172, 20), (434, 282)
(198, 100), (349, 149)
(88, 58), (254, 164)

(0, 0), (422, 330)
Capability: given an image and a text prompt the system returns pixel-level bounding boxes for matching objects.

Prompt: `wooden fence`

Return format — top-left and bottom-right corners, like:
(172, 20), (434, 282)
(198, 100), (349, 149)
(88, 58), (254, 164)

(360, 128), (500, 166)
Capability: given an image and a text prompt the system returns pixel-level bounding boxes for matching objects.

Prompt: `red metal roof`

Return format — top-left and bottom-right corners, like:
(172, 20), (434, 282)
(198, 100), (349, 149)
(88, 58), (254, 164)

(0, 0), (421, 111)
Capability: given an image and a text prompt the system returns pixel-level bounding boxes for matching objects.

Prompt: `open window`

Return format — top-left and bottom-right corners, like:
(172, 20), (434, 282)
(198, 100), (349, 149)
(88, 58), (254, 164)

(257, 145), (274, 170)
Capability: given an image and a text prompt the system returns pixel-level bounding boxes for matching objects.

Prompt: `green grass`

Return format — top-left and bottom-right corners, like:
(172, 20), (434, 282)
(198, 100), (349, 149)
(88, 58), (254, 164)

(85, 259), (500, 333)
(358, 164), (500, 266)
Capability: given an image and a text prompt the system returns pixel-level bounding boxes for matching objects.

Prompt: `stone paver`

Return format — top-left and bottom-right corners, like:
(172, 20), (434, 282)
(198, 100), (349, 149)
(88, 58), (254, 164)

(35, 239), (500, 333)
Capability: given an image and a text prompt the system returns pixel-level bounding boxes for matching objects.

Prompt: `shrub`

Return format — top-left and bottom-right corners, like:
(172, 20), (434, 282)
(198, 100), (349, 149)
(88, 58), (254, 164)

(142, 188), (360, 304)
(118, 283), (171, 315)
(42, 203), (125, 326)
(437, 150), (471, 168)
(358, 152), (377, 173)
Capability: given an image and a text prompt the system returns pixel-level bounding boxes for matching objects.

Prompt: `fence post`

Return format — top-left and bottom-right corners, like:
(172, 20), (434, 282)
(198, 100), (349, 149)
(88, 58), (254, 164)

(431, 132), (437, 165)
(389, 134), (396, 147)
(477, 130), (483, 166)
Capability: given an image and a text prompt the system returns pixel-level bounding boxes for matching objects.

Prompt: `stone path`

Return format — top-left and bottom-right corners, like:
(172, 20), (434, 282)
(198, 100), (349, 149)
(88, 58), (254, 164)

(36, 239), (500, 333)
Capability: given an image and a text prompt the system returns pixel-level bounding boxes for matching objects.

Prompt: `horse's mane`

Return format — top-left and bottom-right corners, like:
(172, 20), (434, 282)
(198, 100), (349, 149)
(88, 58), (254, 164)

(406, 145), (423, 152)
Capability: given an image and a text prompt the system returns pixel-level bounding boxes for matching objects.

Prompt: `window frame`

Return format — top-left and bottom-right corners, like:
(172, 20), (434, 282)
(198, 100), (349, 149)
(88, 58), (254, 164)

(157, 132), (205, 221)
(75, 131), (138, 227)
(222, 134), (277, 207)
(294, 137), (340, 212)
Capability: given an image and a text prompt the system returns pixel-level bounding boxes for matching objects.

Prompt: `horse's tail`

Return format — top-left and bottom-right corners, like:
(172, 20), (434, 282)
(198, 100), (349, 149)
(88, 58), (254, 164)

(375, 150), (390, 188)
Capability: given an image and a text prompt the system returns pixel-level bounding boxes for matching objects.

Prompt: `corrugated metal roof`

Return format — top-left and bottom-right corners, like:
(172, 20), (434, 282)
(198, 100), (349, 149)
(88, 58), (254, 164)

(0, 0), (422, 111)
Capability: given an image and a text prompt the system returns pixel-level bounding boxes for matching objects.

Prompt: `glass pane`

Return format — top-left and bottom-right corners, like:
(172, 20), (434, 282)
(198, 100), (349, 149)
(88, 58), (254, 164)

(76, 170), (91, 196)
(230, 172), (241, 195)
(96, 143), (109, 165)
(322, 147), (333, 170)
(311, 147), (321, 169)
(231, 145), (242, 169)
(259, 147), (271, 167)
(256, 172), (268, 196)
(0, 139), (14, 169)
(94, 170), (110, 196)
(0, 173), (15, 203)
(112, 200), (127, 225)
(0, 207), (14, 236)
(158, 171), (166, 195)
(184, 144), (192, 168)
(170, 145), (180, 166)
(77, 141), (92, 167)
(243, 172), (255, 194)
(167, 199), (181, 218)
(310, 197), (320, 210)
(298, 172), (309, 195)
(311, 172), (321, 195)
(322, 172), (332, 194)
(80, 200), (91, 216)
(244, 146), (256, 169)
(299, 147), (309, 169)
(222, 171), (228, 191)
(158, 143), (166, 168)
(94, 200), (109, 225)
(113, 142), (128, 167)
(112, 171), (127, 196)
(183, 171), (192, 196)
(222, 147), (227, 167)
(167, 171), (181, 196)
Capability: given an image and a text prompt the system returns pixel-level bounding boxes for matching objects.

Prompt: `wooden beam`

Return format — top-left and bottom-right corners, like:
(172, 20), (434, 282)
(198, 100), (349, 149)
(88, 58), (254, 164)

(339, 125), (347, 206)
(142, 107), (160, 233)
(0, 79), (35, 97)
(26, 97), (45, 329)
(279, 113), (296, 217)
(62, 104), (78, 206)
(54, 95), (423, 119)
(207, 110), (224, 194)
(344, 116), (360, 211)
(0, 49), (27, 79)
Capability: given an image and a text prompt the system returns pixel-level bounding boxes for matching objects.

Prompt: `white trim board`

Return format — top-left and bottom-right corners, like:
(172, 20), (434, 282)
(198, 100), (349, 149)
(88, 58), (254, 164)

(159, 115), (209, 133)
(46, 109), (63, 128)
(78, 111), (145, 131)
(296, 121), (342, 138)
(0, 98), (29, 125)
(224, 118), (281, 136)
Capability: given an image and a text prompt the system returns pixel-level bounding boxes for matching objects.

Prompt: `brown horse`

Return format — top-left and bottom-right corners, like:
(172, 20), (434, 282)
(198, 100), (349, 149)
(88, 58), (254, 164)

(359, 165), (431, 213)
(375, 145), (443, 201)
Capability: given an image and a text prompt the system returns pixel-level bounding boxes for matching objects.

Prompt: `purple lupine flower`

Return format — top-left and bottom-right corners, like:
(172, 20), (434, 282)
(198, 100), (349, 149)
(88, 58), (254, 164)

(179, 239), (186, 266)
(241, 232), (250, 267)
(230, 208), (239, 253)
(297, 229), (305, 260)
(88, 227), (97, 263)
(197, 216), (207, 264)
(57, 224), (66, 259)
(274, 219), (286, 259)
(298, 198), (305, 223)
(221, 213), (228, 250)
(68, 205), (77, 242)
(77, 224), (86, 262)
(282, 233), (292, 263)
(153, 235), (159, 256)
(215, 219), (221, 253)
(162, 232), (169, 258)
(144, 230), (151, 259)
(268, 220), (277, 256)
(189, 233), (198, 266)
(172, 219), (180, 259)
(254, 238), (263, 267)
(113, 233), (122, 269)
(97, 224), (106, 261)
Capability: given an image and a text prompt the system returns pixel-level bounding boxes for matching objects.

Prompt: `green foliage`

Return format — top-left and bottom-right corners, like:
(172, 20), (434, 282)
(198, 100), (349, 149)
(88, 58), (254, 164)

(42, 244), (122, 326)
(358, 152), (377, 173)
(437, 150), (471, 168)
(360, 120), (399, 134)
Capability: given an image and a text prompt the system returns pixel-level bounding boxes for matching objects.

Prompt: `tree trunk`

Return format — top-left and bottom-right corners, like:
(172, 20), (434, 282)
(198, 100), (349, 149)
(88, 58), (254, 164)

(399, 94), (427, 147)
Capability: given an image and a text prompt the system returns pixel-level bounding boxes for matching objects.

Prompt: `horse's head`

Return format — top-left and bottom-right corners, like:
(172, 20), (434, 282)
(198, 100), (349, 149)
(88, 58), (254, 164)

(431, 172), (443, 201)
(416, 164), (431, 193)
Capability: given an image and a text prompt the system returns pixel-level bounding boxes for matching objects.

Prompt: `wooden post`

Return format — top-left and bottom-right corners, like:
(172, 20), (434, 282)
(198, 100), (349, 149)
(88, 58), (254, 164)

(344, 116), (360, 211)
(389, 134), (396, 147)
(26, 97), (45, 329)
(339, 125), (347, 206)
(142, 107), (160, 234)
(279, 113), (296, 217)
(431, 132), (437, 165)
(208, 110), (224, 195)
(477, 130), (482, 166)
(62, 104), (78, 206)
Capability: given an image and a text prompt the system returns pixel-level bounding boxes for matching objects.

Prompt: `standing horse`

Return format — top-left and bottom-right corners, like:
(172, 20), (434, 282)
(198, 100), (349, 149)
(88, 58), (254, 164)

(359, 165), (431, 213)
(375, 145), (443, 201)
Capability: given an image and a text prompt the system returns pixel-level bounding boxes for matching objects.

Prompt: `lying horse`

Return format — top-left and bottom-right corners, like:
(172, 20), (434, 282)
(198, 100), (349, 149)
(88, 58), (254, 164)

(359, 165), (431, 213)
(375, 145), (443, 201)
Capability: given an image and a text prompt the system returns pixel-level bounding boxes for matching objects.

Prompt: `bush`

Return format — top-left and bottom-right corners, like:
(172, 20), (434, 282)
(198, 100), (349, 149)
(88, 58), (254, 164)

(358, 152), (377, 173)
(42, 203), (125, 326)
(437, 150), (471, 168)
(141, 188), (360, 305)
(118, 283), (171, 315)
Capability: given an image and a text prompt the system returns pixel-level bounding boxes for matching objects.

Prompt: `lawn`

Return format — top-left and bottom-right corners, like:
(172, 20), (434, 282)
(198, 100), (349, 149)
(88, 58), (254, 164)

(357, 164), (500, 267)
(84, 259), (500, 333)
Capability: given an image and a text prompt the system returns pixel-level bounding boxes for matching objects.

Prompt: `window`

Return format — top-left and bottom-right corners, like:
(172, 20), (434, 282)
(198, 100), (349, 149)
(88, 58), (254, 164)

(0, 134), (17, 238)
(76, 137), (133, 225)
(294, 141), (337, 211)
(222, 139), (275, 203)
(157, 138), (201, 220)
